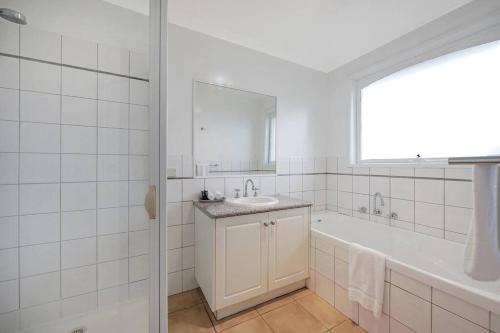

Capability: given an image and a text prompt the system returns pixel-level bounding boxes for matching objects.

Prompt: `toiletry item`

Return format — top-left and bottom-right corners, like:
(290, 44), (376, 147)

(214, 191), (223, 200)
(200, 190), (209, 200)
(207, 191), (215, 200)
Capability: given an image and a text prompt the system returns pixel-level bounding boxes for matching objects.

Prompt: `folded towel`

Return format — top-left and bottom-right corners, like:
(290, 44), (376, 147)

(464, 164), (500, 281)
(348, 243), (386, 318)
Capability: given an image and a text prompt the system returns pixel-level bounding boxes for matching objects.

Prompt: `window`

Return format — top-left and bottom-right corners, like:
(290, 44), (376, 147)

(265, 113), (276, 164)
(358, 40), (500, 163)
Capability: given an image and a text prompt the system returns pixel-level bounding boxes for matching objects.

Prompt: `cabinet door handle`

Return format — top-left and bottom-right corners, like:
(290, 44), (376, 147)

(263, 222), (269, 227)
(270, 221), (276, 225)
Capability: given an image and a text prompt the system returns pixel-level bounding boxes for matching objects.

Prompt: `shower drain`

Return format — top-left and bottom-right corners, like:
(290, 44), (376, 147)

(70, 327), (87, 333)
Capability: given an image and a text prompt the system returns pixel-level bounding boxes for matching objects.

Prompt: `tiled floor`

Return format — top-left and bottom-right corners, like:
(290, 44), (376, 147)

(168, 288), (366, 333)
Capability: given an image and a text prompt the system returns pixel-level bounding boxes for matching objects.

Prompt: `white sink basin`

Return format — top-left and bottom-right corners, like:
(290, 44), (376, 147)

(225, 196), (279, 207)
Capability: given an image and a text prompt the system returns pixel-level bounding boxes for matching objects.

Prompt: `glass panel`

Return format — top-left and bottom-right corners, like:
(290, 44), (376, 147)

(360, 40), (500, 161)
(0, 1), (155, 332)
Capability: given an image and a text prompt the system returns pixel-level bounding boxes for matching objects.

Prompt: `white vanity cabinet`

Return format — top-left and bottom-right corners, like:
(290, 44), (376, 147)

(195, 206), (310, 319)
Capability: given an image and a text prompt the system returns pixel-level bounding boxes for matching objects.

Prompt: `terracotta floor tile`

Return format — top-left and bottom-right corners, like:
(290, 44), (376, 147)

(297, 294), (348, 329)
(330, 320), (366, 333)
(262, 302), (328, 333)
(168, 303), (216, 333)
(207, 307), (260, 332)
(221, 317), (274, 333)
(169, 289), (203, 313)
(255, 295), (294, 315)
(289, 287), (313, 300)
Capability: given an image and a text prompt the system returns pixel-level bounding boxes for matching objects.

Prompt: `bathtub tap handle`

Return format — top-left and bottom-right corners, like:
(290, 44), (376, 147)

(390, 212), (399, 220)
(358, 206), (367, 214)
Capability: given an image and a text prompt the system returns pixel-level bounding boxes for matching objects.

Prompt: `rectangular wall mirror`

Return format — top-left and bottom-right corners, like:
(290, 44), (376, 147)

(193, 81), (277, 176)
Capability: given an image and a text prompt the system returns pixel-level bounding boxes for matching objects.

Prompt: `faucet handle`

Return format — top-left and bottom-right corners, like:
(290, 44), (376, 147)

(234, 189), (240, 198)
(253, 187), (259, 197)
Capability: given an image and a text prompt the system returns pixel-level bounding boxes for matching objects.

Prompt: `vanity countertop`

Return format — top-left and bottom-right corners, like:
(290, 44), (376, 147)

(193, 195), (312, 219)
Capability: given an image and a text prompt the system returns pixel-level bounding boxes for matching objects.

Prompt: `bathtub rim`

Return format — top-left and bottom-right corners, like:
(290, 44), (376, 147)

(310, 212), (500, 316)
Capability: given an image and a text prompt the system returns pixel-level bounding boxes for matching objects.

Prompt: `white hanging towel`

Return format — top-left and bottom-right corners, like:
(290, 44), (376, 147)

(348, 243), (386, 318)
(464, 164), (500, 281)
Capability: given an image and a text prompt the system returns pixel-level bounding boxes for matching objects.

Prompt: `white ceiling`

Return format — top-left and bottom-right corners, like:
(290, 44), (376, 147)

(105, 0), (473, 72)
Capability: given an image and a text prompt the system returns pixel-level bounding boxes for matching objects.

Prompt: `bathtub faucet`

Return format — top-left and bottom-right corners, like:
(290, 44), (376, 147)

(373, 192), (385, 216)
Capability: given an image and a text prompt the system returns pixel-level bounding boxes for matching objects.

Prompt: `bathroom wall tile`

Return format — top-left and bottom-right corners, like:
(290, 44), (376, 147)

(130, 79), (149, 106)
(415, 201), (444, 229)
(289, 175), (302, 192)
(20, 272), (60, 307)
(97, 284), (128, 308)
(314, 174), (326, 190)
(168, 271), (182, 296)
(20, 27), (61, 62)
(19, 153), (60, 183)
(289, 191), (302, 200)
(167, 202), (182, 226)
(129, 181), (147, 206)
(98, 259), (128, 289)
(327, 157), (338, 173)
(445, 206), (471, 234)
(130, 105), (149, 130)
(98, 73), (129, 103)
(359, 307), (389, 333)
(314, 157), (327, 173)
(326, 190), (337, 208)
(338, 191), (353, 210)
(20, 242), (60, 277)
(352, 193), (369, 217)
(61, 265), (97, 298)
(0, 20), (19, 55)
(276, 175), (290, 194)
(445, 167), (472, 180)
(182, 155), (193, 178)
(432, 305), (487, 333)
(0, 309), (19, 331)
(445, 231), (466, 243)
(303, 175), (315, 191)
(182, 178), (204, 201)
(20, 183), (60, 215)
(0, 248), (18, 281)
(61, 292), (97, 318)
(98, 127), (128, 154)
(334, 258), (347, 288)
(433, 289), (489, 328)
(168, 225), (182, 250)
(335, 284), (358, 322)
(0, 185), (18, 217)
(130, 51), (149, 79)
(130, 279), (149, 299)
(370, 176), (389, 197)
(389, 318), (415, 333)
(314, 190), (326, 207)
(182, 202), (195, 225)
(0, 216), (18, 249)
(97, 207), (128, 235)
(390, 178), (414, 200)
(98, 100), (129, 128)
(20, 122), (60, 153)
(129, 155), (148, 180)
(390, 285), (431, 333)
(182, 223), (195, 247)
(390, 168), (414, 177)
(62, 125), (97, 154)
(415, 224), (444, 238)
(445, 180), (472, 208)
(61, 210), (96, 240)
(167, 179), (182, 203)
(61, 154), (97, 182)
(20, 60), (60, 94)
(168, 248), (182, 273)
(0, 56), (19, 89)
(353, 167), (369, 175)
(97, 181), (128, 208)
(182, 246), (195, 269)
(0, 279), (18, 313)
(390, 198), (414, 223)
(62, 237), (96, 269)
(0, 121), (19, 154)
(20, 300), (60, 328)
(130, 254), (149, 282)
(61, 182), (97, 211)
(290, 157), (302, 174)
(62, 67), (97, 99)
(491, 312), (500, 333)
(327, 174), (337, 190)
(129, 130), (148, 155)
(98, 155), (128, 181)
(315, 248), (334, 278)
(306, 269), (316, 292)
(0, 153), (18, 185)
(316, 273), (334, 305)
(129, 205), (149, 231)
(130, 230), (149, 256)
(204, 177), (224, 194)
(370, 167), (389, 176)
(98, 233), (128, 262)
(62, 36), (97, 69)
(0, 88), (19, 121)
(19, 213), (60, 246)
(353, 175), (369, 194)
(98, 44), (129, 75)
(338, 175), (352, 192)
(415, 168), (444, 178)
(20, 91), (60, 123)
(61, 96), (97, 126)
(182, 268), (197, 291)
(391, 271), (431, 301)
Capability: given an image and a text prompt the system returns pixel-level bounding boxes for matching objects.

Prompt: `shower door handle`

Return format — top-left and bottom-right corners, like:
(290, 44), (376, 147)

(145, 185), (156, 220)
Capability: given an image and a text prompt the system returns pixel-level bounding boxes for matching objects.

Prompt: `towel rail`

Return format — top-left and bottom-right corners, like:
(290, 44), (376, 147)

(448, 156), (500, 165)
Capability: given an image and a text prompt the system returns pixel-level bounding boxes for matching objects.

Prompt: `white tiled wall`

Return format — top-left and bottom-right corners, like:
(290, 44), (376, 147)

(326, 157), (473, 243)
(0, 25), (149, 330)
(309, 233), (498, 333)
(167, 155), (329, 295)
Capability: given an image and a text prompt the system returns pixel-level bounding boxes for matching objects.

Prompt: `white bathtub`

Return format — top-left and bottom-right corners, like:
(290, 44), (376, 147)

(310, 211), (500, 333)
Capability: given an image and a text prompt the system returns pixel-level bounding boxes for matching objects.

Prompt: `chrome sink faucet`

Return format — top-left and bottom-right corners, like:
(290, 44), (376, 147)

(373, 192), (385, 216)
(244, 179), (256, 197)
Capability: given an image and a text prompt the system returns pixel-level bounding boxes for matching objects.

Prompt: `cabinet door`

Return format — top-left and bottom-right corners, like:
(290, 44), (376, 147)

(268, 207), (309, 290)
(215, 213), (269, 309)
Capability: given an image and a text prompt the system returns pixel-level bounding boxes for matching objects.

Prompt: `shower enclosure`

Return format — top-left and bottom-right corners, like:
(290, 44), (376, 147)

(0, 0), (167, 332)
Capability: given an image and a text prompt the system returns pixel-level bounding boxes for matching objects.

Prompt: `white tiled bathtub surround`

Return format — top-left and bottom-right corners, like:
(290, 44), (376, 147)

(326, 157), (473, 243)
(0, 26), (149, 330)
(309, 228), (499, 333)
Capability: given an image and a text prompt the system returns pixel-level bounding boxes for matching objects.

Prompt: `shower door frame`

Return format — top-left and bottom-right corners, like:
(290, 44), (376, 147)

(149, 0), (168, 332)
